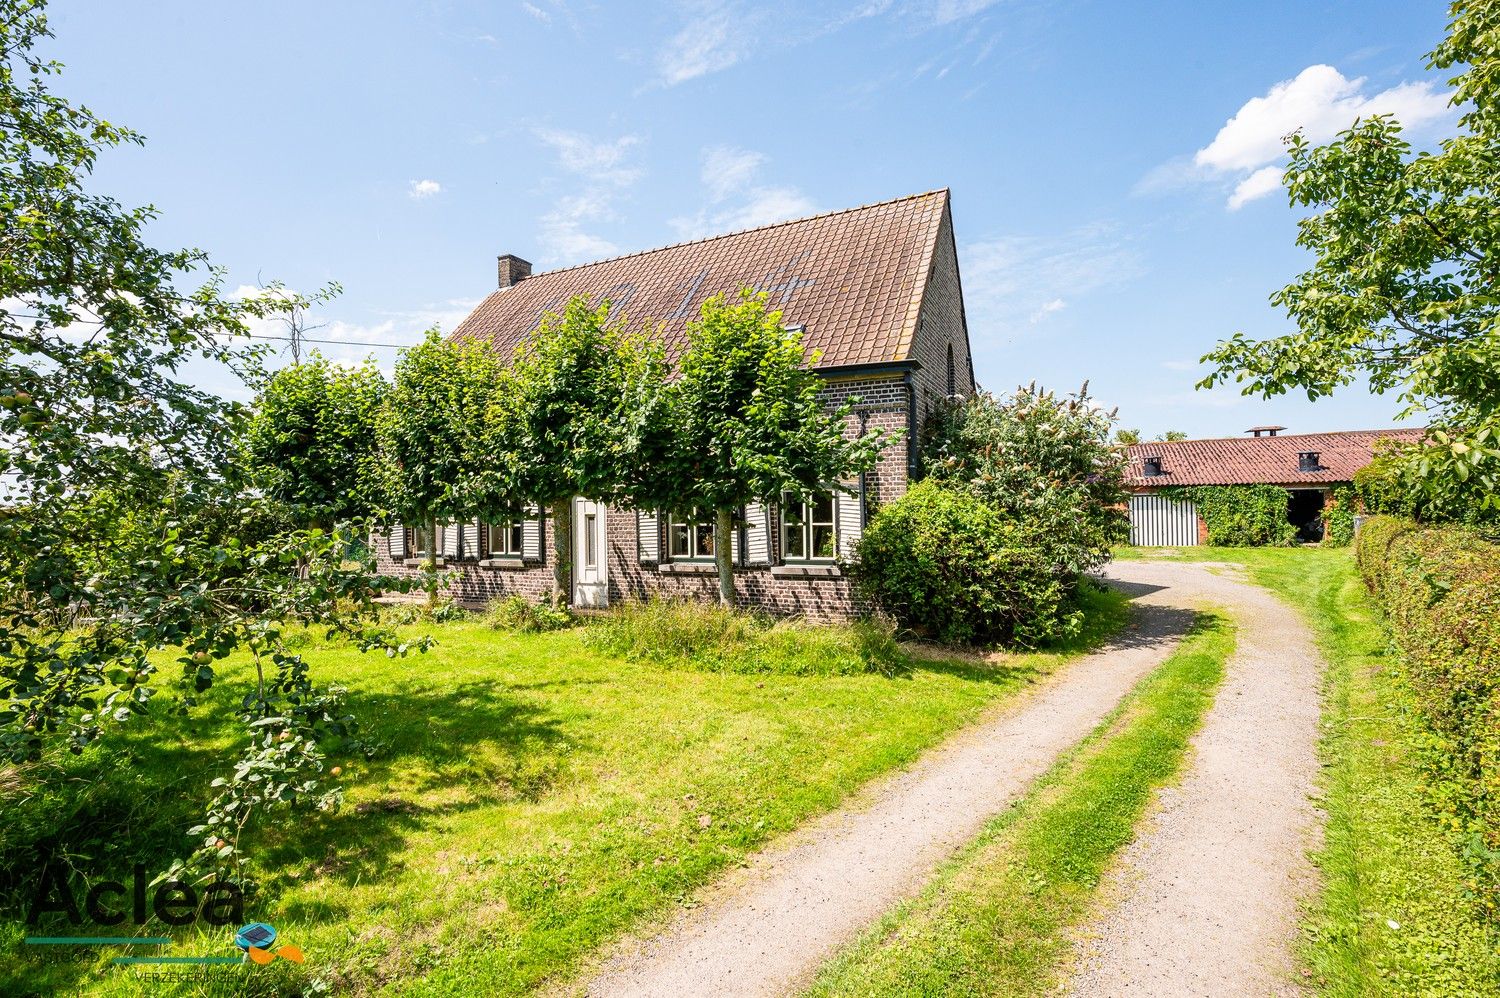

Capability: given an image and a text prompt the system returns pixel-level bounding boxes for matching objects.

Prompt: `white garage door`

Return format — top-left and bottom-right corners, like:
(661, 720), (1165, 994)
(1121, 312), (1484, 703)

(1128, 494), (1199, 546)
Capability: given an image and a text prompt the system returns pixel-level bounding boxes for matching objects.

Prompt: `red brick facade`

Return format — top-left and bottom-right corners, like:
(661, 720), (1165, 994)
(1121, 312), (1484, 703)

(374, 193), (976, 620)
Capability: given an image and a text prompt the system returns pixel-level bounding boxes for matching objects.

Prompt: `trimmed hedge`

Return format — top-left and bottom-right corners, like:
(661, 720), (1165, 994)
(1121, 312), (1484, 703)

(1357, 516), (1500, 914)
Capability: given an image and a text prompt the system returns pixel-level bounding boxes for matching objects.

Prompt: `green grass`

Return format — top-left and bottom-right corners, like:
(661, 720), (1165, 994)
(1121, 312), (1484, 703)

(803, 611), (1234, 997)
(0, 589), (1128, 997)
(1122, 546), (1500, 995)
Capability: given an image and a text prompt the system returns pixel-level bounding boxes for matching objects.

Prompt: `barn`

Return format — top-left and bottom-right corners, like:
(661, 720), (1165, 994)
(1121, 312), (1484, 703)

(1122, 426), (1424, 546)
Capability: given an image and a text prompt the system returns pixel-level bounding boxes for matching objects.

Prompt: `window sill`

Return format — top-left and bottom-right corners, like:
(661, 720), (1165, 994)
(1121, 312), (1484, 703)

(657, 562), (717, 574)
(402, 558), (445, 568)
(770, 564), (842, 578)
(478, 557), (529, 570)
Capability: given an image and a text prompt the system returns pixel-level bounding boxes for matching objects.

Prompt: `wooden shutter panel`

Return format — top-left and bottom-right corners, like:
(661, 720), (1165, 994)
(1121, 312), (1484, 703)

(732, 512), (743, 567)
(638, 510), (659, 563)
(744, 502), (770, 566)
(441, 523), (460, 559)
(389, 526), (405, 559)
(462, 522), (481, 560)
(836, 481), (864, 561)
(521, 509), (542, 561)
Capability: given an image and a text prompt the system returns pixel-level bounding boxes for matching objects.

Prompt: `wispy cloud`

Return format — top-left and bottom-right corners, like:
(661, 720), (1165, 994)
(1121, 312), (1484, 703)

(962, 224), (1145, 342)
(408, 179), (442, 199)
(654, 3), (755, 87)
(670, 144), (816, 239)
(533, 128), (644, 265)
(1142, 64), (1455, 209)
(520, 1), (550, 22)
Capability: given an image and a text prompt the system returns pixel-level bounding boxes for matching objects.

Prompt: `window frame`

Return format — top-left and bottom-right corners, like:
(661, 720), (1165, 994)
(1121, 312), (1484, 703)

(485, 518), (525, 558)
(667, 509), (717, 562)
(406, 524), (436, 559)
(780, 492), (837, 563)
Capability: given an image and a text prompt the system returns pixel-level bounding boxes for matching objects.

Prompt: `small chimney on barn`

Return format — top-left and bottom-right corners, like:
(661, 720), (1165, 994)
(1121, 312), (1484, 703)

(1298, 451), (1322, 473)
(1247, 425), (1286, 437)
(497, 254), (532, 289)
(1143, 456), (1165, 478)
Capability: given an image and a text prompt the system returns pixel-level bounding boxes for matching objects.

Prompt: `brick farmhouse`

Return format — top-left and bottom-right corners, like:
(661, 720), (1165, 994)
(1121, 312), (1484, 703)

(1122, 426), (1424, 545)
(375, 189), (976, 618)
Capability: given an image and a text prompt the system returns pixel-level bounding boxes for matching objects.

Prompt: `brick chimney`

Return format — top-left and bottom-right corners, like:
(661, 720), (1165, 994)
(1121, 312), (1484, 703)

(497, 254), (532, 289)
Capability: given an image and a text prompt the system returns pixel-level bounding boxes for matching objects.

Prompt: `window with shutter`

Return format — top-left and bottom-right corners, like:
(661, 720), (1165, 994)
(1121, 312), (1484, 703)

(744, 502), (770, 566)
(520, 509), (543, 561)
(836, 481), (864, 560)
(441, 523), (460, 559)
(462, 522), (481, 560)
(637, 510), (660, 563)
(781, 491), (837, 562)
(389, 527), (405, 559)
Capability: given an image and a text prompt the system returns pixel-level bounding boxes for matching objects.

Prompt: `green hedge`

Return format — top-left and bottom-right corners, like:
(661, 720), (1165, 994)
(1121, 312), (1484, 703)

(1162, 485), (1297, 547)
(1357, 516), (1500, 915)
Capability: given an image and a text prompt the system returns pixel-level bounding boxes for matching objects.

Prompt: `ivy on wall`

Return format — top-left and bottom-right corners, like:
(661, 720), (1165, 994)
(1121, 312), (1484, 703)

(1160, 485), (1297, 547)
(1322, 485), (1357, 547)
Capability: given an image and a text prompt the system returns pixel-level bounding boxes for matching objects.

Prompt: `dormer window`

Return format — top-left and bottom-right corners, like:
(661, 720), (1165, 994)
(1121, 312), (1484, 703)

(1298, 451), (1321, 473)
(1143, 456), (1164, 477)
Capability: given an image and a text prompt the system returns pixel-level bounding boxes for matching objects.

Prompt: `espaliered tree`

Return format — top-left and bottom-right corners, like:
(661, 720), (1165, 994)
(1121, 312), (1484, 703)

(1201, 0), (1500, 510)
(669, 290), (886, 606)
(244, 352), (389, 530)
(503, 297), (663, 601)
(379, 330), (512, 605)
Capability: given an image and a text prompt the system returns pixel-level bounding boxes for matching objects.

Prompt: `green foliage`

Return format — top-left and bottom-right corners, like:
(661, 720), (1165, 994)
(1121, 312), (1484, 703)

(0, 1), (428, 884)
(1357, 516), (1500, 917)
(244, 353), (388, 527)
(1323, 485), (1358, 547)
(923, 383), (1128, 577)
(583, 597), (903, 676)
(1200, 2), (1500, 509)
(851, 480), (1081, 647)
(1355, 449), (1500, 532)
(1163, 484), (1297, 547)
(667, 290), (886, 604)
(482, 594), (574, 633)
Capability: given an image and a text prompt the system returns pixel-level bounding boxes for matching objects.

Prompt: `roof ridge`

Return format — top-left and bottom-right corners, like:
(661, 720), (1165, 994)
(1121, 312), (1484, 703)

(520, 188), (951, 281)
(1130, 427), (1423, 446)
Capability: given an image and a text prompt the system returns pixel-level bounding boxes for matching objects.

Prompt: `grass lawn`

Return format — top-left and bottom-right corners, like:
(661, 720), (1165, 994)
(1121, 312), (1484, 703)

(1121, 546), (1500, 996)
(803, 610), (1233, 997)
(1, 589), (1126, 997)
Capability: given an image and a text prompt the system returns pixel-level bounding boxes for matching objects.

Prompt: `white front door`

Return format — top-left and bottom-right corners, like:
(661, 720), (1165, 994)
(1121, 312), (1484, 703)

(572, 498), (609, 608)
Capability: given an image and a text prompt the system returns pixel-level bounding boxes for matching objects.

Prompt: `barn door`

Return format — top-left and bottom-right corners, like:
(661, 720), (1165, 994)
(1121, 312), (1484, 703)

(1128, 494), (1199, 546)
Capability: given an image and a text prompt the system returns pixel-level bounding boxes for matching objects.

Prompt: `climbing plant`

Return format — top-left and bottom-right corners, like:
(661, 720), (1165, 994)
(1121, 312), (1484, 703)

(1162, 485), (1297, 547)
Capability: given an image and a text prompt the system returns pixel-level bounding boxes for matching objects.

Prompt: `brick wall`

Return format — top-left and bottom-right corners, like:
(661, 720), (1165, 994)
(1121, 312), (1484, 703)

(907, 203), (978, 423)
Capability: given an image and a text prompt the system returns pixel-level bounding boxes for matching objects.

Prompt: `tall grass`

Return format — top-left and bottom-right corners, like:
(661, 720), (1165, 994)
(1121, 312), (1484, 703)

(582, 598), (905, 676)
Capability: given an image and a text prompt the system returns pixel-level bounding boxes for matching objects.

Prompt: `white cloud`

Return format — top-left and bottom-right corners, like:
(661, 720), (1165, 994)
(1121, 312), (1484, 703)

(409, 179), (442, 199)
(962, 225), (1144, 342)
(656, 6), (750, 87)
(702, 145), (766, 201)
(520, 1), (549, 22)
(928, 0), (1000, 26)
(1147, 64), (1455, 210)
(670, 145), (816, 239)
(1227, 165), (1284, 211)
(534, 129), (644, 265)
(1161, 358), (1199, 372)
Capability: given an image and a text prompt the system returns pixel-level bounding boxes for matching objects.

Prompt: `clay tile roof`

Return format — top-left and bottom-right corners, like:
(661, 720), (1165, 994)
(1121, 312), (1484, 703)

(1125, 428), (1427, 487)
(449, 189), (950, 370)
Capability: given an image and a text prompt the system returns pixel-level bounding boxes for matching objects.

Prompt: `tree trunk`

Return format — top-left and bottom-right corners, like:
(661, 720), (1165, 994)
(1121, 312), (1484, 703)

(714, 507), (735, 608)
(426, 516), (439, 608)
(551, 499), (572, 605)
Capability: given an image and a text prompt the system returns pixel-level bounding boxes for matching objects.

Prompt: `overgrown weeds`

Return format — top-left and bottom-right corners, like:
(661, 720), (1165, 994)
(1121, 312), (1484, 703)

(582, 598), (904, 676)
(481, 594), (574, 633)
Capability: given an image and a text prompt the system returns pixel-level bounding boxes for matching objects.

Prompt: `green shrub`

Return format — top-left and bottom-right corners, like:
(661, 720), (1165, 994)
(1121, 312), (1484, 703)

(1356, 453), (1500, 533)
(851, 480), (1080, 647)
(1356, 516), (1500, 915)
(1322, 485), (1357, 547)
(1164, 485), (1297, 547)
(481, 594), (573, 633)
(582, 597), (901, 676)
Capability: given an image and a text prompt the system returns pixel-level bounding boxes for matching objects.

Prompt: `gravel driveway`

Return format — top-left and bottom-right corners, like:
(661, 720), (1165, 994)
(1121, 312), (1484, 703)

(578, 573), (1197, 998)
(1066, 559), (1323, 997)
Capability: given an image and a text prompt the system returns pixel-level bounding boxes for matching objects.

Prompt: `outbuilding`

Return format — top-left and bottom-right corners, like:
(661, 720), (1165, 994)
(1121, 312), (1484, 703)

(1123, 427), (1424, 545)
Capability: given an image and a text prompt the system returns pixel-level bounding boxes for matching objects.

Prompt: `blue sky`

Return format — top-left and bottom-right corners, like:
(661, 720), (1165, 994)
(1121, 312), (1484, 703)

(45, 0), (1456, 438)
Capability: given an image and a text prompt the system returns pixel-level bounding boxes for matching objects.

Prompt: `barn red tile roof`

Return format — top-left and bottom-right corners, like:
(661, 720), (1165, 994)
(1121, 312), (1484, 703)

(449, 189), (950, 369)
(1125, 428), (1427, 487)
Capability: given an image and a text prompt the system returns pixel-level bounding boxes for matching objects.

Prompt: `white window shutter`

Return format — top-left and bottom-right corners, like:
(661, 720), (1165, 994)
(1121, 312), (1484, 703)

(389, 527), (405, 559)
(521, 508), (543, 561)
(462, 522), (481, 560)
(638, 510), (659, 563)
(441, 522), (460, 559)
(836, 481), (864, 561)
(744, 502), (770, 565)
(732, 513), (743, 566)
